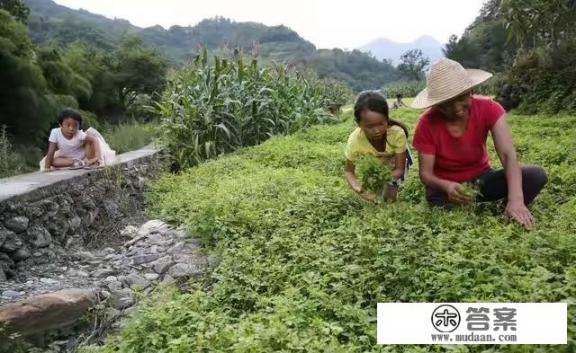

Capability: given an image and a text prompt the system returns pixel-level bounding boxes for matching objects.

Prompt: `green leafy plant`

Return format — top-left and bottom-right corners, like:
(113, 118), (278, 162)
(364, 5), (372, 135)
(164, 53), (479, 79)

(462, 181), (483, 199)
(90, 102), (576, 353)
(355, 154), (392, 196)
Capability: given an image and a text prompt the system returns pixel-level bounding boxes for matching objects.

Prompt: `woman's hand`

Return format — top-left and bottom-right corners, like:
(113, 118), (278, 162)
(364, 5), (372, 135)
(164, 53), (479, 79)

(505, 200), (535, 229)
(444, 182), (472, 205)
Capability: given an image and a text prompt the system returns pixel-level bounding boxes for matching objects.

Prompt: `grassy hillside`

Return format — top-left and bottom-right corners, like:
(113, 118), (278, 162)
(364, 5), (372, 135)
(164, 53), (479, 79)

(90, 107), (576, 352)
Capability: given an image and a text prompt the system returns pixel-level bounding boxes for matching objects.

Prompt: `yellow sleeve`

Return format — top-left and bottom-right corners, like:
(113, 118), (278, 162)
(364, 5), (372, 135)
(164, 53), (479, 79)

(389, 126), (407, 154)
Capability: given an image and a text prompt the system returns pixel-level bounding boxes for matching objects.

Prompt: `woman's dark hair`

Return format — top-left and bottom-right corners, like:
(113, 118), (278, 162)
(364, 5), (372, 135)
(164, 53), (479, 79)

(57, 108), (83, 127)
(353, 91), (409, 138)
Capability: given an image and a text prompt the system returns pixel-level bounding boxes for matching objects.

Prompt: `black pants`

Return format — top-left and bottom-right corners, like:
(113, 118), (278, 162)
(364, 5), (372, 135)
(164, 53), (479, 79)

(426, 166), (548, 207)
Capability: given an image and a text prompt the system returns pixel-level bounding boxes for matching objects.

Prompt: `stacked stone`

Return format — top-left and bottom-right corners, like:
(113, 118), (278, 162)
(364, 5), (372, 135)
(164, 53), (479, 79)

(0, 159), (159, 283)
(0, 220), (213, 348)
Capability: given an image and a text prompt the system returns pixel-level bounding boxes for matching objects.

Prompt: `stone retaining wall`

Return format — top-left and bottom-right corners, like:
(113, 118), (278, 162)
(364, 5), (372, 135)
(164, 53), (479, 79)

(0, 147), (163, 282)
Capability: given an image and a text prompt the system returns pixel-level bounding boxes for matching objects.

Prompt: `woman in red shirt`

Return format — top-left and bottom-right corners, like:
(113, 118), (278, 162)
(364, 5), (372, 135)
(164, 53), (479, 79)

(411, 58), (547, 229)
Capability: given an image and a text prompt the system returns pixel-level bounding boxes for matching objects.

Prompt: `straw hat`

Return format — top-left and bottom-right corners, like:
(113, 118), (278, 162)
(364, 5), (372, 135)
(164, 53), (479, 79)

(411, 58), (493, 109)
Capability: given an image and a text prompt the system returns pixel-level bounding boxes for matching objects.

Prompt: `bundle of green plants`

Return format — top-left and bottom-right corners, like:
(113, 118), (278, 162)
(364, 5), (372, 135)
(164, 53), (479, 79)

(355, 154), (392, 197)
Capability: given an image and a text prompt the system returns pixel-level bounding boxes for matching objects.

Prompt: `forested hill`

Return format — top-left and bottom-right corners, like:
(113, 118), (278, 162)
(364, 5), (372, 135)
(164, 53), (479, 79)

(24, 0), (402, 91)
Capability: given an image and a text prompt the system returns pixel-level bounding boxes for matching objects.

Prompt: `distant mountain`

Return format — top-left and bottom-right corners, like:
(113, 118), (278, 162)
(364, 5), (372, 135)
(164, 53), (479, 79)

(22, 0), (403, 91)
(358, 35), (444, 64)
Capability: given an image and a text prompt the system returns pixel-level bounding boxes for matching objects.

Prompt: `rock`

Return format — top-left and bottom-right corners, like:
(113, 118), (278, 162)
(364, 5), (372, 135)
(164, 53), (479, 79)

(103, 200), (122, 219)
(134, 176), (145, 189)
(168, 241), (186, 253)
(138, 220), (170, 237)
(106, 281), (123, 292)
(27, 226), (52, 248)
(0, 289), (98, 336)
(12, 245), (31, 261)
(149, 245), (163, 254)
(0, 252), (13, 263)
(0, 227), (9, 247)
(108, 289), (135, 310)
(67, 269), (89, 278)
(173, 254), (194, 264)
(161, 275), (175, 285)
(173, 228), (188, 239)
(4, 216), (29, 233)
(69, 216), (82, 232)
(120, 225), (139, 238)
(65, 236), (82, 249)
(0, 269), (6, 281)
(146, 233), (165, 245)
(39, 278), (59, 285)
(104, 276), (118, 282)
(104, 307), (121, 321)
(123, 235), (148, 248)
(143, 273), (159, 281)
(168, 263), (204, 279)
(0, 232), (22, 253)
(125, 274), (150, 289)
(93, 268), (116, 278)
(151, 256), (174, 274)
(131, 253), (161, 266)
(75, 251), (95, 263)
(1, 290), (23, 300)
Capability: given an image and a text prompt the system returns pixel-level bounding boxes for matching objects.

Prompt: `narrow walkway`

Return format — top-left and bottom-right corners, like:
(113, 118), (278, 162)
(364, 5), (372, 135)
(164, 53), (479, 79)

(0, 145), (159, 202)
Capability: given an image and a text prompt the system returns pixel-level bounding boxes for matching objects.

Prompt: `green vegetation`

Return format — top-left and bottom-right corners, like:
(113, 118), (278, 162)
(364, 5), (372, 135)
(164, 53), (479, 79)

(355, 155), (392, 196)
(156, 49), (351, 170)
(87, 107), (576, 352)
(0, 0), (169, 177)
(23, 0), (403, 92)
(105, 121), (157, 154)
(444, 0), (576, 114)
(396, 49), (429, 81)
(383, 81), (425, 99)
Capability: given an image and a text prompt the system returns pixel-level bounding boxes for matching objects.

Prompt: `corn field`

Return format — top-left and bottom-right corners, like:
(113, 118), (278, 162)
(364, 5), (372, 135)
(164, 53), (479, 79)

(382, 80), (426, 98)
(156, 49), (352, 170)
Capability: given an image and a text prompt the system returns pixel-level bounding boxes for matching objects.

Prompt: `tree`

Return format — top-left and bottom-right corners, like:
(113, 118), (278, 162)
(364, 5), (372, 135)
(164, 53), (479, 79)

(37, 46), (92, 102)
(502, 0), (576, 50)
(114, 36), (168, 115)
(0, 10), (58, 142)
(62, 43), (122, 118)
(0, 0), (29, 23)
(397, 49), (430, 81)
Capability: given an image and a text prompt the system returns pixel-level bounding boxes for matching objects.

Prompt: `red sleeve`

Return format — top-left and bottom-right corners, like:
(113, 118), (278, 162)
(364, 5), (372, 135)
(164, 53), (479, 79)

(412, 115), (436, 155)
(482, 98), (506, 129)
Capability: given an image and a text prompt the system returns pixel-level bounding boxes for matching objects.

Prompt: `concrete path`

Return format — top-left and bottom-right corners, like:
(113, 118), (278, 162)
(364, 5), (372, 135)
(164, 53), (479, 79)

(0, 145), (159, 202)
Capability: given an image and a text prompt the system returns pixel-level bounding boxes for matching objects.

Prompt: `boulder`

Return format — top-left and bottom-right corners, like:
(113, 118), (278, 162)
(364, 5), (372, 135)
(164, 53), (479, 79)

(0, 289), (98, 336)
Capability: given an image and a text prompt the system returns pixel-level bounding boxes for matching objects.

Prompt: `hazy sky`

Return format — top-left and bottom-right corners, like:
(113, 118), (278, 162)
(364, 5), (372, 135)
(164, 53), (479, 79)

(53, 0), (487, 49)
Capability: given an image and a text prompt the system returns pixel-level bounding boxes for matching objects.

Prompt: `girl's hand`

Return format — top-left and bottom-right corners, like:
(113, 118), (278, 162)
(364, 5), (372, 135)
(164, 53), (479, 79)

(360, 191), (378, 202)
(384, 184), (399, 202)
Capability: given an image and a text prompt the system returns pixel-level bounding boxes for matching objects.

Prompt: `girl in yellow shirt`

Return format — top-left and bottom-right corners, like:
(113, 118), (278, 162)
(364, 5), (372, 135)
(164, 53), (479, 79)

(344, 91), (412, 202)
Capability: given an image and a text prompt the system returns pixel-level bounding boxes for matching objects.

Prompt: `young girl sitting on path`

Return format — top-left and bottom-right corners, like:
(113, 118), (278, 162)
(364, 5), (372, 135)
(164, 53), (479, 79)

(40, 109), (116, 171)
(344, 91), (412, 202)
